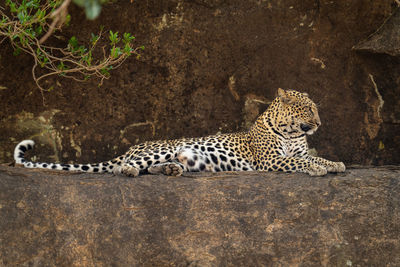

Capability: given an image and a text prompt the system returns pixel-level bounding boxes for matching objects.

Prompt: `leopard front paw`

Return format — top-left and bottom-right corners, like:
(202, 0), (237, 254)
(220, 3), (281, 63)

(326, 162), (346, 173)
(306, 164), (327, 176)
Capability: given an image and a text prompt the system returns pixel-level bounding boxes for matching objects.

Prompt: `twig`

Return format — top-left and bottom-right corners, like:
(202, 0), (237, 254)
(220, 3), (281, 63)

(39, 0), (72, 44)
(0, 0), (141, 104)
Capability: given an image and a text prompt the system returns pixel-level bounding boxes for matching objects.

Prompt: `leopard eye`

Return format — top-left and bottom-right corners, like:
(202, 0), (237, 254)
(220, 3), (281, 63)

(308, 106), (314, 115)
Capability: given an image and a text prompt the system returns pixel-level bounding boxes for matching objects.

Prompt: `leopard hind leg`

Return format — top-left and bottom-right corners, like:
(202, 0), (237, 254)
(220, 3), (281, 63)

(148, 162), (184, 176)
(113, 162), (140, 177)
(176, 147), (212, 172)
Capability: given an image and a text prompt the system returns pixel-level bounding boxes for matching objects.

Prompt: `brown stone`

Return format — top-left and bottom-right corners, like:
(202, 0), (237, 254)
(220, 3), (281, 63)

(1, 165), (399, 266)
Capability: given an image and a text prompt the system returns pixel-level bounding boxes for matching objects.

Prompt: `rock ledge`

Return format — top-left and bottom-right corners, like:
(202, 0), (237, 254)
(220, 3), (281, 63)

(0, 165), (399, 266)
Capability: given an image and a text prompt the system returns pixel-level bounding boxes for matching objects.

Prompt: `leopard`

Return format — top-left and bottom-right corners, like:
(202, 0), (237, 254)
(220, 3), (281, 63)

(14, 88), (345, 177)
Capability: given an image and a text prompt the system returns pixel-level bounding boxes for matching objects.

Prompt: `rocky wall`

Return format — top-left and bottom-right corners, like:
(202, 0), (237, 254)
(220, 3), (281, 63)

(0, 0), (399, 165)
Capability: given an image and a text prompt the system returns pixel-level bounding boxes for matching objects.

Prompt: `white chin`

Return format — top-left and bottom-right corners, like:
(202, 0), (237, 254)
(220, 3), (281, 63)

(306, 130), (315, 135)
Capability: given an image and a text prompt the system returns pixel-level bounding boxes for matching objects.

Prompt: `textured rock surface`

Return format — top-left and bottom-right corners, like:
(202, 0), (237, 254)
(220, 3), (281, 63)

(354, 7), (400, 56)
(1, 165), (399, 266)
(1, 1), (400, 166)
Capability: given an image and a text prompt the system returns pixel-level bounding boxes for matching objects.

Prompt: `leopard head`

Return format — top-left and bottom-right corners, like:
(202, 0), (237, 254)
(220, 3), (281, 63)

(272, 88), (321, 136)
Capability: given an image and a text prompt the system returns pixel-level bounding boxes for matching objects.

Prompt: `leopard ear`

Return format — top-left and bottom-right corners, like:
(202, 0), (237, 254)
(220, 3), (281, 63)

(277, 88), (286, 97)
(277, 88), (294, 104)
(302, 92), (309, 97)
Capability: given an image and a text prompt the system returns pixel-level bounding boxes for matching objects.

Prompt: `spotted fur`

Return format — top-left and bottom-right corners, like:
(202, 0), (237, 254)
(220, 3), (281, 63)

(14, 88), (345, 177)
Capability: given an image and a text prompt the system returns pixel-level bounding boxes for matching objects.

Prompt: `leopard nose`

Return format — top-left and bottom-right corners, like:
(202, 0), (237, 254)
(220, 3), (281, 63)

(316, 121), (321, 127)
(300, 124), (312, 132)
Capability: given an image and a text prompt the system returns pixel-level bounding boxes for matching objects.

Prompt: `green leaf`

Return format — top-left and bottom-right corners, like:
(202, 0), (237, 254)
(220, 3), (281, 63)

(109, 30), (120, 45)
(42, 56), (49, 65)
(68, 36), (78, 51)
(25, 27), (36, 38)
(13, 47), (21, 56)
(110, 46), (122, 58)
(18, 34), (28, 46)
(85, 1), (101, 20)
(34, 9), (46, 20)
(90, 33), (99, 45)
(1, 16), (7, 25)
(78, 45), (87, 55)
(122, 32), (135, 44)
(49, 1), (62, 8)
(123, 43), (132, 54)
(73, 0), (102, 20)
(65, 14), (71, 26)
(36, 47), (42, 57)
(57, 62), (65, 70)
(17, 11), (27, 23)
(35, 26), (43, 36)
(8, 2), (17, 13)
(26, 1), (39, 9)
(100, 66), (111, 76)
(84, 51), (92, 66)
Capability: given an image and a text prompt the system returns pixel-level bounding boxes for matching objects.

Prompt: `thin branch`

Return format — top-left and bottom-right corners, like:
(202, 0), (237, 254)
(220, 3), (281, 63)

(39, 0), (72, 44)
(0, 0), (142, 104)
